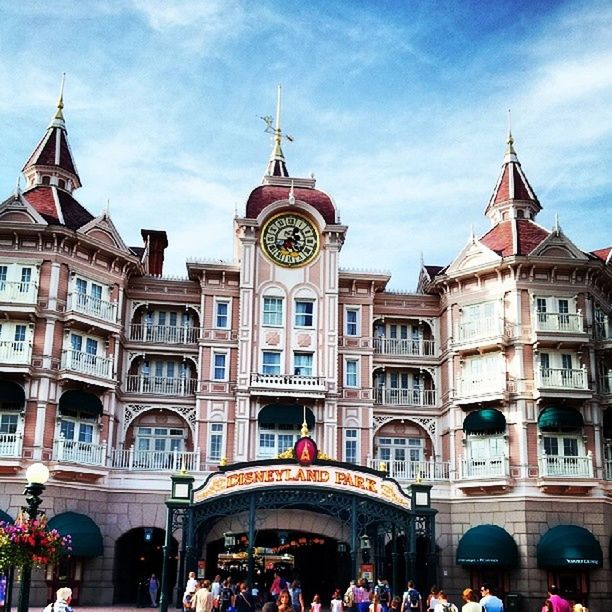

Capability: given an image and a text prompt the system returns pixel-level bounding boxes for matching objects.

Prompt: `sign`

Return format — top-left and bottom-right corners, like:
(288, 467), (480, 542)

(360, 564), (374, 582)
(194, 463), (411, 510)
(197, 559), (206, 579)
(294, 437), (317, 466)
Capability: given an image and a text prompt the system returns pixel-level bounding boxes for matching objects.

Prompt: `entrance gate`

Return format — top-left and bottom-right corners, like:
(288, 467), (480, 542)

(162, 457), (437, 605)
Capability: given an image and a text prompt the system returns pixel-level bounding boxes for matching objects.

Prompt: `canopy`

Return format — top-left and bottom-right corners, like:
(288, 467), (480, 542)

(258, 405), (315, 429)
(537, 406), (583, 431)
(47, 512), (103, 557)
(0, 510), (13, 525)
(58, 390), (103, 416)
(463, 409), (506, 434)
(537, 525), (602, 568)
(456, 524), (519, 567)
(0, 381), (25, 409)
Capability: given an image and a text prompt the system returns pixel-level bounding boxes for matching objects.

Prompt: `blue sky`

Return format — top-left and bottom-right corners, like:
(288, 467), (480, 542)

(1, 0), (611, 289)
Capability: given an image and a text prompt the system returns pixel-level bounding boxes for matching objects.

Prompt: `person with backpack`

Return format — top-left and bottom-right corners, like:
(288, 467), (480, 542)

(401, 581), (422, 612)
(44, 587), (74, 612)
(433, 591), (458, 612)
(220, 580), (234, 612)
(375, 580), (391, 612)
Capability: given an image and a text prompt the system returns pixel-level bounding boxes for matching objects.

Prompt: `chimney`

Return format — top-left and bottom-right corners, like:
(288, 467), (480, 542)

(141, 229), (168, 276)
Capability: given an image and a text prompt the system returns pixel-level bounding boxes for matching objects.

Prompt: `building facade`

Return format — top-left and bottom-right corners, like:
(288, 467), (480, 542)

(0, 91), (611, 608)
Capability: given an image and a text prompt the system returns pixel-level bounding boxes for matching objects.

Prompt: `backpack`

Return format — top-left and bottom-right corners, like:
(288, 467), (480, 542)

(379, 587), (390, 605)
(221, 588), (233, 603)
(441, 604), (453, 612)
(409, 590), (420, 607)
(344, 587), (355, 606)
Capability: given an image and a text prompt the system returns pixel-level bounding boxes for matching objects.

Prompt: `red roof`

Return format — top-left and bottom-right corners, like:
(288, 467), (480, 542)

(480, 219), (549, 257)
(22, 124), (79, 181)
(245, 185), (336, 224)
(23, 186), (93, 230)
(591, 247), (612, 263)
(493, 165), (534, 204)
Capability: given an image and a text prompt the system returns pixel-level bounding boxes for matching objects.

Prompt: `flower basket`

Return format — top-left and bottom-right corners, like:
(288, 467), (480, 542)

(0, 513), (72, 569)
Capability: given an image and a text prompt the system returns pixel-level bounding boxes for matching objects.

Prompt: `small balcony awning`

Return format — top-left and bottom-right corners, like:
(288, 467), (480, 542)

(463, 409), (506, 434)
(537, 525), (602, 568)
(0, 510), (13, 524)
(0, 380), (25, 409)
(258, 404), (315, 429)
(603, 410), (612, 439)
(47, 512), (103, 557)
(456, 524), (518, 567)
(537, 406), (583, 431)
(58, 390), (103, 417)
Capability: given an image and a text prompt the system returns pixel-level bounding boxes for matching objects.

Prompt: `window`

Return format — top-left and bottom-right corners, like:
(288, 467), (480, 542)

(135, 426), (186, 468)
(294, 353), (313, 377)
(262, 351), (281, 375)
(345, 308), (359, 336)
(209, 423), (224, 461)
(213, 352), (227, 381)
(258, 422), (300, 459)
(0, 414), (18, 435)
(345, 429), (358, 464)
(19, 268), (32, 293)
(0, 266), (7, 291)
(13, 325), (26, 352)
(295, 300), (314, 327)
(59, 409), (97, 444)
(215, 300), (230, 329)
(345, 359), (358, 387)
(263, 297), (283, 326)
(377, 437), (424, 462)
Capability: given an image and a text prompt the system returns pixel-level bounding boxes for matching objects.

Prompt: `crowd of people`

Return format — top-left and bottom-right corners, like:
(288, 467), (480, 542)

(178, 573), (590, 612)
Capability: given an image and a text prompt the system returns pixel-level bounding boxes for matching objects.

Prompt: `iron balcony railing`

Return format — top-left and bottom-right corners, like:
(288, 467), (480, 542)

(373, 387), (436, 406)
(250, 372), (326, 389)
(61, 349), (113, 379)
(369, 458), (450, 481)
(373, 337), (436, 357)
(0, 280), (38, 304)
(0, 433), (22, 457)
(109, 447), (200, 472)
(53, 438), (107, 466)
(460, 456), (509, 479)
(598, 373), (612, 396)
(457, 317), (504, 342)
(538, 453), (593, 478)
(0, 340), (32, 364)
(67, 292), (117, 323)
(536, 367), (588, 390)
(594, 320), (611, 341)
(534, 311), (583, 333)
(128, 324), (201, 344)
(124, 375), (197, 396)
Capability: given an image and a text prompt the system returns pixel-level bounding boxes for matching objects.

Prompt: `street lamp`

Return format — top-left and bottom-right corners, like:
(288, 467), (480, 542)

(18, 462), (50, 612)
(360, 534), (371, 564)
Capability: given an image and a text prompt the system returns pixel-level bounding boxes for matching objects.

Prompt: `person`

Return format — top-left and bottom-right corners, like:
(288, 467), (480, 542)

(433, 591), (458, 612)
(148, 573), (160, 607)
(195, 579), (214, 612)
(311, 594), (322, 612)
(235, 582), (254, 612)
(542, 602), (554, 612)
(219, 580), (234, 612)
(331, 588), (344, 612)
(290, 580), (305, 612)
(375, 579), (391, 612)
(572, 605), (588, 612)
(461, 589), (482, 612)
(211, 576), (222, 612)
(344, 580), (356, 612)
(271, 572), (285, 601)
(544, 586), (571, 612)
(277, 589), (294, 612)
(186, 571), (199, 593)
(401, 581), (422, 612)
(369, 593), (383, 612)
(44, 587), (74, 612)
(354, 579), (370, 612)
(390, 597), (402, 612)
(427, 587), (441, 612)
(479, 585), (503, 612)
(184, 587), (197, 612)
(263, 604), (279, 612)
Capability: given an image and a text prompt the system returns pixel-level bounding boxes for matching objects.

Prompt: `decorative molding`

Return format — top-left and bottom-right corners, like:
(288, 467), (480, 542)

(123, 403), (197, 434)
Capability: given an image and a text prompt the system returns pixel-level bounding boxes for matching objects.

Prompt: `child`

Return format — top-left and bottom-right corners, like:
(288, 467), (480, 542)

(331, 589), (344, 612)
(311, 594), (322, 612)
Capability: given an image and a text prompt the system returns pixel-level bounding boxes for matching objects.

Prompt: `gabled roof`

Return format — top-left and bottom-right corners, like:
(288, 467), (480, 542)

(480, 219), (550, 257)
(591, 247), (612, 264)
(22, 186), (94, 230)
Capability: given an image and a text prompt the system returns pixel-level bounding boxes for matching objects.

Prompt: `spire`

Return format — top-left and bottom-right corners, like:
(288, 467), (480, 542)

(52, 73), (66, 124)
(484, 123), (541, 226)
(263, 85), (290, 178)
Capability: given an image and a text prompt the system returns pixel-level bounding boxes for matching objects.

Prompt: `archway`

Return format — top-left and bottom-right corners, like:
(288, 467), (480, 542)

(113, 527), (178, 604)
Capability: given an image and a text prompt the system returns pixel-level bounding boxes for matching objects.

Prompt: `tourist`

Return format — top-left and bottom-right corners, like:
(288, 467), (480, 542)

(544, 586), (571, 612)
(311, 594), (322, 612)
(184, 586), (197, 612)
(354, 578), (371, 612)
(461, 589), (482, 612)
(271, 572), (286, 601)
(235, 582), (254, 612)
(44, 587), (74, 612)
(344, 580), (356, 612)
(194, 579), (214, 612)
(331, 588), (344, 612)
(427, 587), (441, 612)
(211, 576), (222, 612)
(278, 589), (295, 612)
(542, 602), (553, 612)
(401, 580), (422, 612)
(390, 596), (402, 612)
(186, 571), (199, 593)
(290, 580), (305, 612)
(479, 585), (503, 612)
(369, 593), (383, 612)
(375, 579), (391, 612)
(219, 580), (234, 612)
(433, 591), (458, 612)
(148, 573), (160, 607)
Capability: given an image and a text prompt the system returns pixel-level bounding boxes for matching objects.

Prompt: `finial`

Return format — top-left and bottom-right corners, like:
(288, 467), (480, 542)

(469, 224), (476, 242)
(554, 213), (560, 234)
(220, 456), (227, 467)
(288, 180), (295, 205)
(504, 109), (518, 160)
(14, 175), (22, 199)
(415, 473), (422, 484)
(234, 202), (238, 218)
(104, 199), (110, 218)
(300, 405), (309, 438)
(179, 456), (187, 475)
(420, 251), (424, 267)
(55, 73), (66, 120)
(261, 85), (293, 177)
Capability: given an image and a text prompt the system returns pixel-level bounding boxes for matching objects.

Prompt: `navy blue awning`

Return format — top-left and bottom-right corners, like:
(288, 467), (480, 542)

(47, 512), (103, 557)
(463, 409), (506, 434)
(538, 406), (583, 431)
(537, 525), (602, 568)
(456, 525), (519, 567)
(258, 405), (315, 429)
(59, 390), (103, 416)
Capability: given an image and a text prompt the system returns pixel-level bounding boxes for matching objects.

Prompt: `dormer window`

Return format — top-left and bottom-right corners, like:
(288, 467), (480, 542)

(58, 179), (66, 190)
(42, 176), (50, 185)
(517, 209), (525, 218)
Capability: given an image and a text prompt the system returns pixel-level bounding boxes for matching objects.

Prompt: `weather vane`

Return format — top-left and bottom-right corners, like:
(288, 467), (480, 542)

(260, 85), (294, 143)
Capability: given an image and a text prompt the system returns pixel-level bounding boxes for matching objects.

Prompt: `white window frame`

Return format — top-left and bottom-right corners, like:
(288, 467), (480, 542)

(294, 299), (315, 328)
(257, 422), (300, 460)
(208, 423), (225, 462)
(345, 307), (360, 337)
(345, 358), (359, 388)
(212, 351), (229, 381)
(262, 351), (282, 375)
(214, 298), (231, 329)
(263, 296), (284, 327)
(344, 428), (359, 464)
(293, 352), (313, 377)
(58, 410), (98, 445)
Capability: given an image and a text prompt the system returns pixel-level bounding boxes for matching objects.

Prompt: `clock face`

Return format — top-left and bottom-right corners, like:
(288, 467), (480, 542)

(260, 212), (320, 268)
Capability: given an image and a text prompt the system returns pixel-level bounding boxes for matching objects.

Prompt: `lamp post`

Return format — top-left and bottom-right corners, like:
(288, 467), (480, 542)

(18, 462), (50, 612)
(159, 471), (194, 612)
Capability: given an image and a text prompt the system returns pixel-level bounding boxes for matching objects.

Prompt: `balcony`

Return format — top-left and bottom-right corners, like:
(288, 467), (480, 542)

(598, 373), (612, 398)
(53, 438), (107, 466)
(128, 324), (201, 344)
(534, 311), (584, 334)
(124, 375), (197, 396)
(455, 375), (507, 405)
(67, 292), (117, 324)
(595, 320), (611, 343)
(369, 458), (449, 481)
(249, 372), (326, 397)
(373, 387), (436, 407)
(109, 447), (200, 472)
(373, 338), (436, 357)
(457, 317), (505, 343)
(605, 458), (612, 481)
(61, 349), (113, 379)
(0, 340), (32, 364)
(0, 281), (38, 305)
(0, 433), (22, 457)
(538, 453), (593, 478)
(536, 367), (588, 390)
(460, 456), (508, 479)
